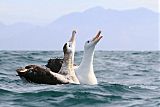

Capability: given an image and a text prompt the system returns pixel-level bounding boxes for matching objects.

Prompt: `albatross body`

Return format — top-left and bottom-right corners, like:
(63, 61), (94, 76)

(16, 31), (79, 85)
(75, 31), (103, 85)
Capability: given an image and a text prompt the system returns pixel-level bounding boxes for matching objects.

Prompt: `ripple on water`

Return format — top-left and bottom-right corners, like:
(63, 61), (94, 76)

(0, 51), (160, 107)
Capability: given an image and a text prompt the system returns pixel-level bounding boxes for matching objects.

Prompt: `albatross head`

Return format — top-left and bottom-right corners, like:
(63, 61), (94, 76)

(63, 42), (73, 54)
(63, 30), (76, 55)
(84, 31), (103, 50)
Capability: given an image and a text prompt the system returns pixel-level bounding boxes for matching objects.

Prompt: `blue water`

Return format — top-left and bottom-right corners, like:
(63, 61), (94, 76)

(0, 51), (159, 107)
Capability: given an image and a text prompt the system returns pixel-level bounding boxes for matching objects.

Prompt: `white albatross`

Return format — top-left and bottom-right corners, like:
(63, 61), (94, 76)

(75, 31), (103, 85)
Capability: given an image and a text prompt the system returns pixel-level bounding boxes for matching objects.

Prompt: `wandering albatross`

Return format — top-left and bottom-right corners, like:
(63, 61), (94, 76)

(16, 31), (79, 85)
(75, 31), (103, 85)
(46, 31), (76, 73)
(45, 31), (103, 85)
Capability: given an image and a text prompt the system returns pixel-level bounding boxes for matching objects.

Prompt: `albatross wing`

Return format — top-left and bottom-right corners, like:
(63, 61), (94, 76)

(16, 65), (69, 85)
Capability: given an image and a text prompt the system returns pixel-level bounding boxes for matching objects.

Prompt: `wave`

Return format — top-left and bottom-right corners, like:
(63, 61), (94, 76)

(0, 51), (159, 107)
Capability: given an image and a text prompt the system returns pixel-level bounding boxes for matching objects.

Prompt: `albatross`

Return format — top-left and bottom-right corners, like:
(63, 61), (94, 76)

(46, 31), (76, 73)
(16, 31), (79, 85)
(45, 31), (103, 85)
(75, 31), (103, 85)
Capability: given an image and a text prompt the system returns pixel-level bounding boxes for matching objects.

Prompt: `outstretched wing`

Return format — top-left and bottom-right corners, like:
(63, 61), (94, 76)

(45, 58), (63, 73)
(16, 65), (69, 85)
(46, 58), (79, 72)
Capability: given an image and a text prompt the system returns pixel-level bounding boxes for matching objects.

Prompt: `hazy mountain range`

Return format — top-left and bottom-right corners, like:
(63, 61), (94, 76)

(0, 7), (159, 50)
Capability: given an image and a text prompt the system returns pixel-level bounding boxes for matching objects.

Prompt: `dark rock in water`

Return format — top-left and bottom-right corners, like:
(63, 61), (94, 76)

(45, 58), (63, 73)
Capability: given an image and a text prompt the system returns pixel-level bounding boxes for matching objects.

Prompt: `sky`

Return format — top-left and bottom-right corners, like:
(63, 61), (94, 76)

(0, 0), (159, 50)
(0, 0), (159, 26)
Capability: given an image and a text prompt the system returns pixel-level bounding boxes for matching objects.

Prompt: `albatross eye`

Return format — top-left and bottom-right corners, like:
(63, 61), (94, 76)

(87, 41), (90, 43)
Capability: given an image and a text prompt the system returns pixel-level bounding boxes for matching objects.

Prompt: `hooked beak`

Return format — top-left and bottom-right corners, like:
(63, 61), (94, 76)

(92, 31), (103, 43)
(69, 30), (76, 44)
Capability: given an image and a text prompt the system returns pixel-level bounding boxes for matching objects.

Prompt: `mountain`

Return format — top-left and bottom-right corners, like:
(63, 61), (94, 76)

(0, 7), (159, 50)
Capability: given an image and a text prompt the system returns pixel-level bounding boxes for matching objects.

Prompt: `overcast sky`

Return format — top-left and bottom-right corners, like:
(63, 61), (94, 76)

(0, 0), (158, 25)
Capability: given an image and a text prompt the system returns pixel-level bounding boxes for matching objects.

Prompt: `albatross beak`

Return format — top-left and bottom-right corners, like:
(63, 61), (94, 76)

(69, 30), (76, 44)
(92, 31), (103, 43)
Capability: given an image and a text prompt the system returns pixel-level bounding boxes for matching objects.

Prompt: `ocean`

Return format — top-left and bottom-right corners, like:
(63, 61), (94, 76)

(0, 51), (159, 107)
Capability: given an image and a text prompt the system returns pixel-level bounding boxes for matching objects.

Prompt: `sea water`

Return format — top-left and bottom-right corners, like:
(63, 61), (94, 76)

(0, 51), (159, 107)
